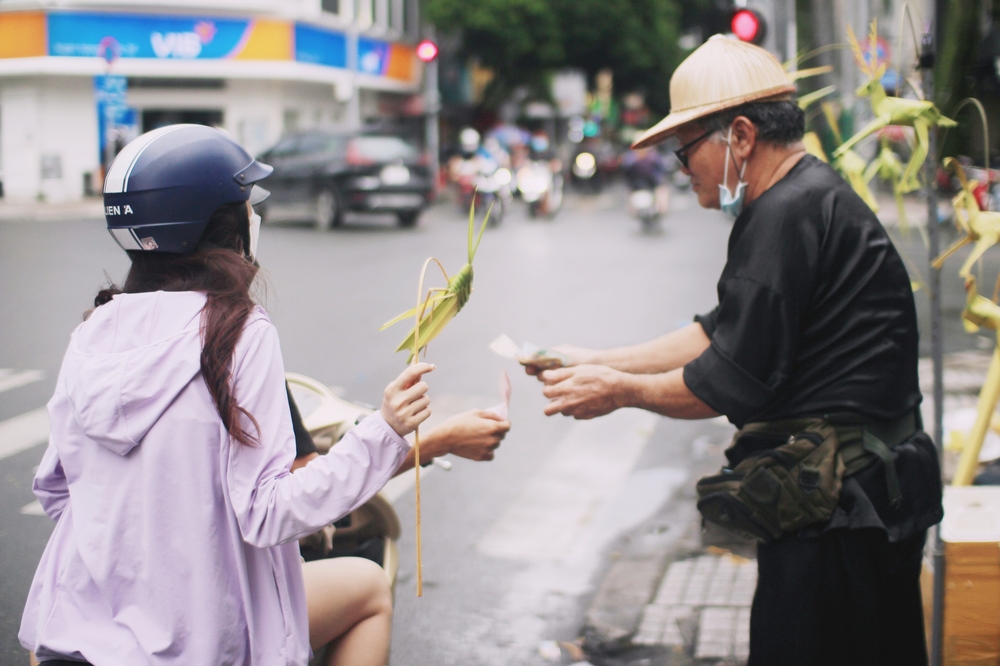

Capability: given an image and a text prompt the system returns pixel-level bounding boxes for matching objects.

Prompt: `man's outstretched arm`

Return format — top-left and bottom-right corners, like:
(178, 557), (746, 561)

(528, 322), (711, 375)
(540, 365), (719, 421)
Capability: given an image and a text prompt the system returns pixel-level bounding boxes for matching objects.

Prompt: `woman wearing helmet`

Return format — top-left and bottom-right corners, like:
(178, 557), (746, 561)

(19, 125), (432, 666)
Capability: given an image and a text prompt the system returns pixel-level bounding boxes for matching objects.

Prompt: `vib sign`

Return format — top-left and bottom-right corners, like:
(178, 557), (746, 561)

(47, 12), (293, 61)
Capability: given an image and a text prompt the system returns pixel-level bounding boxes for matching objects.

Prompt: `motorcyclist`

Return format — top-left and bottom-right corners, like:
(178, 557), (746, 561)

(528, 130), (556, 163)
(17, 125), (458, 666)
(448, 128), (496, 179)
(447, 128), (500, 209)
(621, 146), (670, 216)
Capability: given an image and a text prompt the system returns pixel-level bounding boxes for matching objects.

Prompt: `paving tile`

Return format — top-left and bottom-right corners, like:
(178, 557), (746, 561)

(653, 559), (693, 606)
(695, 607), (737, 659)
(660, 605), (694, 647)
(633, 554), (756, 663)
(704, 558), (737, 605)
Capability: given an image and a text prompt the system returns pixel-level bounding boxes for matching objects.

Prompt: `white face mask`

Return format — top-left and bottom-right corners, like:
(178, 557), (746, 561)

(718, 126), (748, 219)
(248, 211), (261, 260)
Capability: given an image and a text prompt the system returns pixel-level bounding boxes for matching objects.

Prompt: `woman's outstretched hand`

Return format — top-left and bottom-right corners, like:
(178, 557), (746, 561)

(381, 363), (435, 437)
(432, 410), (510, 461)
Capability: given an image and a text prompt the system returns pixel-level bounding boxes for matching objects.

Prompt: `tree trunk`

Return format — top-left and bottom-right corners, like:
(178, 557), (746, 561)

(936, 0), (983, 157)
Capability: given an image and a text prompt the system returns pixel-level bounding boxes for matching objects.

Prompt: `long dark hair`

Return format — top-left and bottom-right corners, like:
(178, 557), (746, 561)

(95, 202), (261, 446)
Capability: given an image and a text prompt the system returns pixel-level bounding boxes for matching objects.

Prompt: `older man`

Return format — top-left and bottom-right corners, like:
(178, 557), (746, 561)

(532, 36), (942, 665)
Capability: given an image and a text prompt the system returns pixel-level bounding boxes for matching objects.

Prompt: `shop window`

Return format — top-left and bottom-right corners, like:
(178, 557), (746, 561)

(355, 0), (373, 29)
(390, 0), (403, 32)
(321, 0), (340, 14)
(40, 154), (62, 180)
(128, 78), (225, 89)
(142, 109), (223, 132)
(374, 0), (388, 30)
(403, 0), (417, 37)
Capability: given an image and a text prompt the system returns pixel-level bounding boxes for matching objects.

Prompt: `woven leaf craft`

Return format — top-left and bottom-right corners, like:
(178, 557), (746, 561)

(379, 197), (491, 596)
(832, 21), (956, 194)
(381, 200), (491, 362)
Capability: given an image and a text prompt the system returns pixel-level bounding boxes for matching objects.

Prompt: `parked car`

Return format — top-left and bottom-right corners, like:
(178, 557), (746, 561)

(257, 130), (433, 229)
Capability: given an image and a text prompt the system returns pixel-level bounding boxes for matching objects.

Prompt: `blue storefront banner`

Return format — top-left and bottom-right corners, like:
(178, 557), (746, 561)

(294, 24), (347, 69)
(357, 37), (390, 76)
(95, 75), (138, 167)
(50, 12), (253, 60)
(43, 11), (379, 76)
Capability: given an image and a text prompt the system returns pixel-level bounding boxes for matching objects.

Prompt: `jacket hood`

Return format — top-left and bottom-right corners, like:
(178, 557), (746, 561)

(65, 291), (207, 456)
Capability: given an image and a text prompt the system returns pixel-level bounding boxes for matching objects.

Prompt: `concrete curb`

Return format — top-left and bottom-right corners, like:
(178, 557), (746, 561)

(0, 199), (105, 223)
(582, 484), (707, 656)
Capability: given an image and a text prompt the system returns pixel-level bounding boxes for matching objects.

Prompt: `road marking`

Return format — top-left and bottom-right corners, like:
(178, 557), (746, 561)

(458, 410), (689, 664)
(0, 407), (50, 462)
(20, 500), (45, 516)
(0, 368), (44, 394)
(478, 408), (659, 560)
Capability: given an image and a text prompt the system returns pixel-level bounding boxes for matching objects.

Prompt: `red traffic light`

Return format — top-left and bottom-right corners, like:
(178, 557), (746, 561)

(416, 40), (439, 63)
(731, 9), (766, 45)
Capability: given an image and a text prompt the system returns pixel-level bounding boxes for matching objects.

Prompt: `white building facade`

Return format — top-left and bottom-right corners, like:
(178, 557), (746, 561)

(0, 0), (424, 202)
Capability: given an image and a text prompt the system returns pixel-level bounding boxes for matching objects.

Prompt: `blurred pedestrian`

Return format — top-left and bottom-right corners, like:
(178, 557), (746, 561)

(528, 35), (942, 666)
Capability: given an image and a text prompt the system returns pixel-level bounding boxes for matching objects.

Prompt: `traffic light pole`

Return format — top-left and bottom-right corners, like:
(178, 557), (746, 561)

(920, 24), (946, 666)
(423, 31), (440, 192)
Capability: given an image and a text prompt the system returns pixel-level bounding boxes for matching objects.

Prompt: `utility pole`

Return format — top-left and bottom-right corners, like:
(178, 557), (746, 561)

(420, 28), (441, 192)
(920, 22), (946, 666)
(771, 0), (797, 64)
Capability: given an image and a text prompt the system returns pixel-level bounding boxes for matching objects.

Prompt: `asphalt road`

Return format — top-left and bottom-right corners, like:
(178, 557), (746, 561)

(0, 186), (777, 665)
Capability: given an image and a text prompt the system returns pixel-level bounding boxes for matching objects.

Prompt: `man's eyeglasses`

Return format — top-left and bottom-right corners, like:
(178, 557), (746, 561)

(674, 129), (716, 170)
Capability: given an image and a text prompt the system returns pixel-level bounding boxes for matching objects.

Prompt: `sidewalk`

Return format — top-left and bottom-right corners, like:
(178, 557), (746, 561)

(0, 197), (105, 223)
(573, 350), (989, 666)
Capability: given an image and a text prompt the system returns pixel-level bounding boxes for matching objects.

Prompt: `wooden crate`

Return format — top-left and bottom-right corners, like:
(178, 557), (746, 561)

(938, 487), (1000, 665)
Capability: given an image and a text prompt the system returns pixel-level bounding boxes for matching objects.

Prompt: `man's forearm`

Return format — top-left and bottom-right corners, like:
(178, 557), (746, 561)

(618, 367), (719, 419)
(591, 323), (711, 374)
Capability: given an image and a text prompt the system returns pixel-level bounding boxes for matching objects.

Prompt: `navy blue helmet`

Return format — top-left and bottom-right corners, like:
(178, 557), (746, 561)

(103, 124), (272, 254)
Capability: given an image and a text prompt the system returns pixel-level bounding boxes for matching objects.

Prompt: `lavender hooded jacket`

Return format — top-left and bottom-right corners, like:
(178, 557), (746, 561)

(19, 291), (411, 665)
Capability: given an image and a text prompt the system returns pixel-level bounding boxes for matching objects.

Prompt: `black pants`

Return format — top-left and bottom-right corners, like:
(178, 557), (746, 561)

(748, 528), (927, 666)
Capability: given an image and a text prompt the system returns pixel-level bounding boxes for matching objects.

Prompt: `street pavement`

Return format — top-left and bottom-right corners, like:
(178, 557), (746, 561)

(0, 185), (978, 665)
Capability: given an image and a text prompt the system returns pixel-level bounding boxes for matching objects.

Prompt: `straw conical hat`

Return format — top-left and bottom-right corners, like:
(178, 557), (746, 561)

(632, 35), (795, 149)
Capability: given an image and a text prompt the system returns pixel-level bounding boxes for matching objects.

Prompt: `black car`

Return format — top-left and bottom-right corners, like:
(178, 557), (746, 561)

(257, 130), (433, 229)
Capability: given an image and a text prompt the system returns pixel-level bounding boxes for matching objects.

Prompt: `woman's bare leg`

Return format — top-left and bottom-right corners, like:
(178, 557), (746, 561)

(302, 557), (392, 666)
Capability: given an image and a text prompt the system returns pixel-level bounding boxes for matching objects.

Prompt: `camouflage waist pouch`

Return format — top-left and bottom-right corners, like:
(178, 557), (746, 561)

(695, 419), (845, 543)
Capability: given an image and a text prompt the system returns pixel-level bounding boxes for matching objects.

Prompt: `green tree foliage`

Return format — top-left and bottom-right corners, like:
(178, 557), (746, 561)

(424, 0), (564, 106)
(425, 0), (684, 113)
(552, 0), (683, 113)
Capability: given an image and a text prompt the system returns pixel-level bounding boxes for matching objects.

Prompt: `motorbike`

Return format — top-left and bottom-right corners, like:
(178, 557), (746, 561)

(286, 373), (402, 589)
(452, 157), (508, 225)
(288, 373), (453, 665)
(516, 160), (564, 219)
(571, 150), (599, 192)
(628, 188), (660, 233)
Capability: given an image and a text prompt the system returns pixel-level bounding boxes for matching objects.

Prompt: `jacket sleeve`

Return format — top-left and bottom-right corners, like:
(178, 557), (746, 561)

(33, 440), (69, 521)
(225, 319), (411, 548)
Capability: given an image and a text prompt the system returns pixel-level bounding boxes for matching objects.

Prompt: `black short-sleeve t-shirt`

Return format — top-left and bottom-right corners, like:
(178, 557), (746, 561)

(683, 155), (921, 428)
